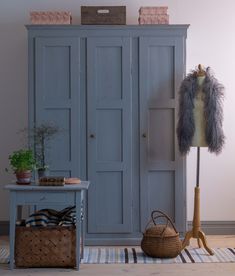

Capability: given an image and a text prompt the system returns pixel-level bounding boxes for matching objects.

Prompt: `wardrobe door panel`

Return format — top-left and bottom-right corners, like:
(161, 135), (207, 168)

(147, 171), (175, 220)
(96, 47), (122, 100)
(35, 37), (80, 177)
(43, 109), (71, 167)
(87, 37), (132, 233)
(149, 109), (175, 162)
(148, 46), (175, 100)
(96, 171), (123, 225)
(44, 46), (71, 101)
(140, 37), (186, 232)
(96, 109), (122, 162)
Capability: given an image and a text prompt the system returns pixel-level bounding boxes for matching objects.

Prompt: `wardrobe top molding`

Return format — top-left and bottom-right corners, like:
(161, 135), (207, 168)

(26, 24), (189, 37)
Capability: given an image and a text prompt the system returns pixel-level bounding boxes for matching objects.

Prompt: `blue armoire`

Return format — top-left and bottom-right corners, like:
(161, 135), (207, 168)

(26, 24), (188, 245)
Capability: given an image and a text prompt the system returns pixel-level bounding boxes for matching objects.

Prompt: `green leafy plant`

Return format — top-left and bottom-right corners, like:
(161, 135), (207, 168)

(8, 149), (36, 173)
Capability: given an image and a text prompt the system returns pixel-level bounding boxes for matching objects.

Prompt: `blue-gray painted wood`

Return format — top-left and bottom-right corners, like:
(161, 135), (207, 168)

(5, 183), (89, 270)
(3, 220), (235, 238)
(139, 36), (187, 233)
(9, 191), (16, 269)
(131, 37), (141, 233)
(25, 25), (189, 39)
(87, 37), (132, 233)
(75, 191), (81, 270)
(35, 37), (81, 178)
(27, 25), (188, 244)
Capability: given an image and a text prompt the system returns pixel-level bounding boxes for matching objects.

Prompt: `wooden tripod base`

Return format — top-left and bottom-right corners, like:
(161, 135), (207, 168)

(182, 187), (214, 255)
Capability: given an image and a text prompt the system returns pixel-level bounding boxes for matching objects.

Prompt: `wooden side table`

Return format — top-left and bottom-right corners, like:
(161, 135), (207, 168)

(5, 182), (89, 270)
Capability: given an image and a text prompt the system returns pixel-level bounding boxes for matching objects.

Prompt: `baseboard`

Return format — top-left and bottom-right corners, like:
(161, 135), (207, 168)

(187, 221), (235, 235)
(85, 222), (235, 244)
(85, 238), (141, 246)
(1, 221), (235, 238)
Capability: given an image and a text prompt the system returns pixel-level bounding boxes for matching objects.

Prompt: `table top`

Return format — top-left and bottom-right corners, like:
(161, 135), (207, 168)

(5, 181), (89, 191)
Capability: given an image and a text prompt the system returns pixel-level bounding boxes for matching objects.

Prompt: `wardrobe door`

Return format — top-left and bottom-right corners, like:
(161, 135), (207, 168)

(139, 37), (186, 232)
(87, 37), (132, 233)
(35, 37), (81, 178)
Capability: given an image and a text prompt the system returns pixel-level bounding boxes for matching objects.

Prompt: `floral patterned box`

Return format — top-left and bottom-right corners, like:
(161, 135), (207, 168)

(30, 11), (72, 25)
(139, 15), (169, 24)
(138, 6), (169, 25)
(139, 7), (168, 15)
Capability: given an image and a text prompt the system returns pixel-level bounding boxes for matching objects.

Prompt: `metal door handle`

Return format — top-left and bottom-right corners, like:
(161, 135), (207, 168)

(90, 134), (95, 138)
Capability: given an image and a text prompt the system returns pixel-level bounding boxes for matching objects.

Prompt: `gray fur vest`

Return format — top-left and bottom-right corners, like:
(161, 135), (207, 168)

(177, 68), (225, 155)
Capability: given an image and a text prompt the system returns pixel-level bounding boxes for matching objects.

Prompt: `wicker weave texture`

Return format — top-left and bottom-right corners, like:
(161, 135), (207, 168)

(30, 11), (72, 25)
(15, 226), (76, 267)
(141, 234), (182, 258)
(141, 210), (182, 258)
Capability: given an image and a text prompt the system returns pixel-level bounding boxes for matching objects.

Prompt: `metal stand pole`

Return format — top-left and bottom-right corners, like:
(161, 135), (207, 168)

(196, 147), (200, 187)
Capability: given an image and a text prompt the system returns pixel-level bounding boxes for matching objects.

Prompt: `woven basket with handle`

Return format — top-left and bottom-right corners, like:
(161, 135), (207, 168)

(141, 210), (182, 258)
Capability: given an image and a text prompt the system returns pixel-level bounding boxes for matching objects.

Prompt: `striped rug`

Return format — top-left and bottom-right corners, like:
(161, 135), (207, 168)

(81, 247), (235, 264)
(1, 247), (235, 264)
(0, 246), (9, 264)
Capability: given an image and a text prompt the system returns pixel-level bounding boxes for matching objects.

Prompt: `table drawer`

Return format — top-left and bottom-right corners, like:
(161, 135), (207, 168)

(16, 191), (75, 205)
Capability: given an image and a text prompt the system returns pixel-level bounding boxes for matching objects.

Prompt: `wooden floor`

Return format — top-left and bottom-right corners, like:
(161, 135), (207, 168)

(1, 235), (235, 275)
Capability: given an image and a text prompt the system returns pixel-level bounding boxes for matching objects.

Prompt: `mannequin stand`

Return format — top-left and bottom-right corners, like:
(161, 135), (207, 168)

(182, 147), (214, 255)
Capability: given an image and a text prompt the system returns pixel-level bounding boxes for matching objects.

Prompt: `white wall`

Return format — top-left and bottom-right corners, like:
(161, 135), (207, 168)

(0, 0), (235, 221)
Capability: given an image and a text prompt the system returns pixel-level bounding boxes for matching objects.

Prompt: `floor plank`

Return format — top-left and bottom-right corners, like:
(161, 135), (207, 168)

(1, 235), (235, 275)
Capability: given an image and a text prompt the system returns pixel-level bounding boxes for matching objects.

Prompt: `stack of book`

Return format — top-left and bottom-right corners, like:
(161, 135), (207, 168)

(39, 177), (81, 186)
(39, 176), (65, 186)
(138, 7), (169, 25)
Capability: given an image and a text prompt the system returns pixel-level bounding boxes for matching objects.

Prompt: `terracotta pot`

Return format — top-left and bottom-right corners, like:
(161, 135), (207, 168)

(15, 170), (31, 185)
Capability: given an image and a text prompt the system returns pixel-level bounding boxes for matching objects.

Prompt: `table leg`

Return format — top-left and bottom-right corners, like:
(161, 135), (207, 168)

(75, 191), (81, 270)
(81, 191), (86, 259)
(9, 192), (17, 270)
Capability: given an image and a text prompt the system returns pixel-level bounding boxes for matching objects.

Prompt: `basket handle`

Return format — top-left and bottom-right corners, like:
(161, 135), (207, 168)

(144, 218), (155, 232)
(144, 214), (170, 238)
(144, 214), (168, 232)
(151, 210), (178, 234)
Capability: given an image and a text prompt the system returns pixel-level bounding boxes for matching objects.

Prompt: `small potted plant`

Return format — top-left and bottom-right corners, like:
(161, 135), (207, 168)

(8, 149), (36, 184)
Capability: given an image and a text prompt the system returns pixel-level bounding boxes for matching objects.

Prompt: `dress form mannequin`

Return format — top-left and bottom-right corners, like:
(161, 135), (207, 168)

(182, 64), (213, 255)
(191, 75), (207, 147)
